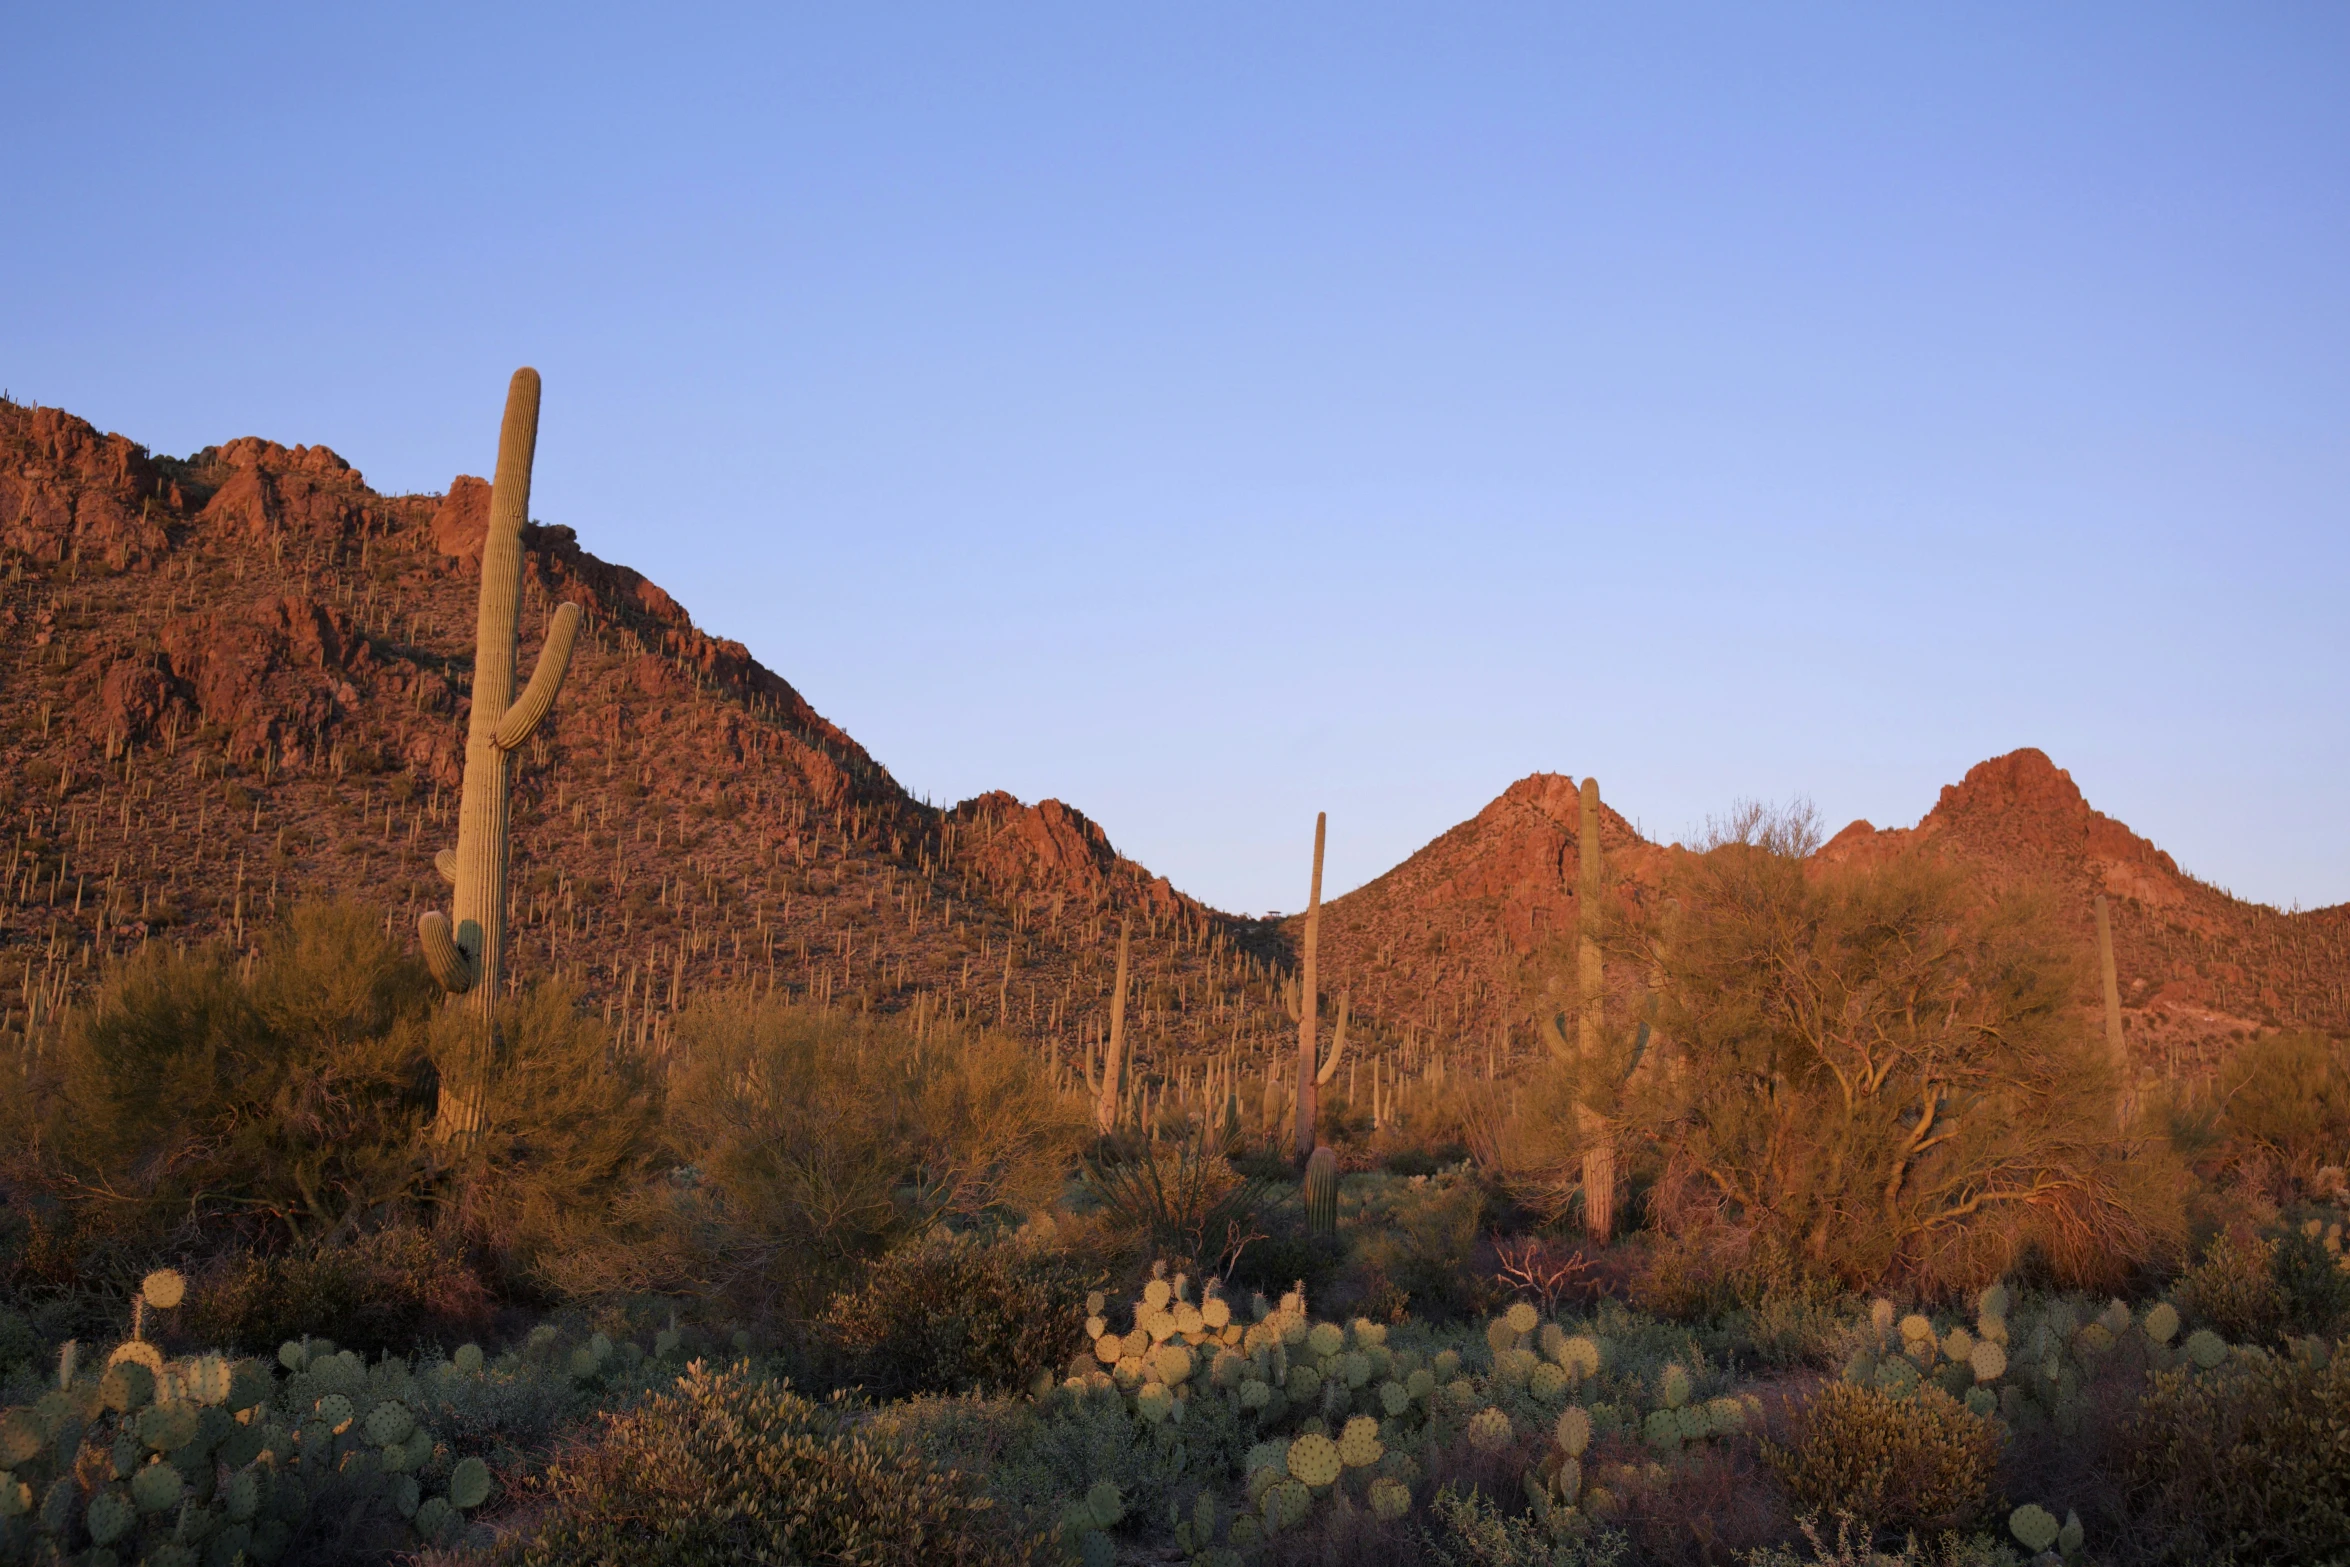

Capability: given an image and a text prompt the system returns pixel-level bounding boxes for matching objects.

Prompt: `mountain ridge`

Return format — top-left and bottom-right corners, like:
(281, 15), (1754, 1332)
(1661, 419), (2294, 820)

(2, 395), (2333, 1109)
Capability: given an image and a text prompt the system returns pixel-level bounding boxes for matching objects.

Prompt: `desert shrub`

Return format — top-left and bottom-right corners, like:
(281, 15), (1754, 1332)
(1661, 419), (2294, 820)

(1562, 849), (2183, 1292)
(2176, 1230), (2287, 1343)
(820, 1231), (1103, 1398)
(180, 1225), (495, 1357)
(2214, 1031), (2350, 1193)
(1082, 1131), (1273, 1276)
(1347, 1168), (1490, 1321)
(1744, 1516), (2022, 1566)
(2120, 1340), (2350, 1562)
(46, 901), (437, 1247)
(0, 1304), (33, 1382)
(2273, 1222), (2350, 1336)
(571, 996), (1082, 1320)
(448, 981), (662, 1280)
(1421, 1485), (1631, 1566)
(1762, 1382), (2000, 1538)
(489, 1360), (1046, 1566)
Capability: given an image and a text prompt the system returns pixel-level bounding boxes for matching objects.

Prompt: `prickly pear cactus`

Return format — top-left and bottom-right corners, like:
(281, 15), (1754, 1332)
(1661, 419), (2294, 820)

(0, 1322), (499, 1566)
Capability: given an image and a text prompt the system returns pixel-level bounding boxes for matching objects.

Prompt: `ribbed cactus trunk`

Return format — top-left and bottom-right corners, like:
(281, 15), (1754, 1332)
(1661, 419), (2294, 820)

(1577, 776), (1616, 1243)
(422, 368), (583, 1145)
(1094, 922), (1131, 1135)
(1294, 811), (1326, 1165)
(1303, 1145), (1338, 1238)
(2096, 895), (2130, 1125)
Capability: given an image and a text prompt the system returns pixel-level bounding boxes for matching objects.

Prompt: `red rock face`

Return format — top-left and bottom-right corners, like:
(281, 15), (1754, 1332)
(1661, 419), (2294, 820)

(153, 596), (372, 765)
(0, 405), (172, 569)
(952, 791), (1194, 919)
(430, 475), (493, 567)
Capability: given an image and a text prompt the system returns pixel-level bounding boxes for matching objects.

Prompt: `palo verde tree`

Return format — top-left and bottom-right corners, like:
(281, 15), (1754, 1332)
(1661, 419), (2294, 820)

(1614, 842), (2183, 1291)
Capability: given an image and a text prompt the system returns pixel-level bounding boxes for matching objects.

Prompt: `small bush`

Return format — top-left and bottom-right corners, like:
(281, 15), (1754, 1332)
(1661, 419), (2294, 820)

(603, 997), (1081, 1320)
(1762, 1383), (2000, 1538)
(821, 1233), (1103, 1398)
(1348, 1169), (1488, 1321)
(2272, 1223), (2350, 1337)
(2177, 1230), (2287, 1343)
(491, 1361), (1047, 1566)
(181, 1226), (495, 1356)
(2121, 1341), (2350, 1562)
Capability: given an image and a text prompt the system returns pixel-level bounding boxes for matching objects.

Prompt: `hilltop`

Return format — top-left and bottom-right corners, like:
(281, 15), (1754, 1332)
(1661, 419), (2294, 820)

(0, 399), (1297, 1118)
(3, 396), (2333, 1110)
(1298, 749), (2347, 1087)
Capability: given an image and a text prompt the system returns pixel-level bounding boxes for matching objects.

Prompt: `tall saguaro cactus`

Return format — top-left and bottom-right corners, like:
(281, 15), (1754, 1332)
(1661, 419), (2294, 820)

(2095, 894), (2130, 1124)
(1576, 776), (1616, 1242)
(420, 368), (583, 1143)
(1093, 922), (1132, 1135)
(1295, 811), (1327, 1163)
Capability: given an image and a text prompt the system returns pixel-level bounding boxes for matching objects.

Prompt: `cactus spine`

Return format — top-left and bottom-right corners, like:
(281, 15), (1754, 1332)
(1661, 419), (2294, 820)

(1295, 811), (1326, 1162)
(1093, 921), (1131, 1135)
(1577, 776), (1616, 1242)
(421, 368), (583, 1143)
(1303, 1145), (1338, 1238)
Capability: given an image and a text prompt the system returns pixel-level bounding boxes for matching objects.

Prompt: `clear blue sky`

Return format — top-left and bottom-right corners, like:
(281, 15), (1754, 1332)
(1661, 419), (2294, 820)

(6, 6), (2344, 914)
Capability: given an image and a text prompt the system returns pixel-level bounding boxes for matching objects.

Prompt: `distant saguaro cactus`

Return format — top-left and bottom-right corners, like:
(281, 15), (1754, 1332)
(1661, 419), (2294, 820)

(420, 368), (583, 1143)
(1295, 812), (1327, 1163)
(1303, 1145), (1338, 1239)
(2096, 894), (2130, 1124)
(1577, 776), (1616, 1243)
(1092, 921), (1131, 1135)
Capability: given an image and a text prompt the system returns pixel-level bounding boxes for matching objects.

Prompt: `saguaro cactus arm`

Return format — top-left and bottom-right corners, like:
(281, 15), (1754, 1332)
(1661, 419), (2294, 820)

(419, 911), (475, 994)
(493, 602), (582, 751)
(1315, 992), (1350, 1086)
(435, 850), (459, 884)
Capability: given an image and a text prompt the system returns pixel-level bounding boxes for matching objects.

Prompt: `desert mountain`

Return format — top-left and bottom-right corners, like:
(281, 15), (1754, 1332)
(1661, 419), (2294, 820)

(4, 397), (2333, 1115)
(1300, 749), (2347, 1086)
(0, 399), (1298, 1116)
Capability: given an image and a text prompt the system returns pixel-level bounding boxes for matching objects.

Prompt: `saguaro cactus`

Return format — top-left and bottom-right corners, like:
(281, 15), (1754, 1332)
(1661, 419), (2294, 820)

(2095, 894), (2130, 1123)
(1577, 776), (1616, 1243)
(420, 368), (583, 1143)
(1092, 922), (1131, 1135)
(1303, 1145), (1338, 1239)
(1295, 811), (1327, 1163)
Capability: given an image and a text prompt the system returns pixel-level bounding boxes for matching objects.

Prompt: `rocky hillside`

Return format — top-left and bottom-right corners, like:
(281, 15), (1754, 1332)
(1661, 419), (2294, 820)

(1299, 750), (2347, 1091)
(5, 396), (2332, 1111)
(1816, 749), (2350, 1075)
(0, 398), (1303, 1113)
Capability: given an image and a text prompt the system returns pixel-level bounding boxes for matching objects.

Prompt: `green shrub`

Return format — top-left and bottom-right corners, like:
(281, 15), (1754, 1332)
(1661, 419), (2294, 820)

(46, 901), (437, 1247)
(1348, 1169), (1488, 1321)
(181, 1226), (494, 1357)
(2178, 1231), (2287, 1343)
(591, 997), (1081, 1319)
(1422, 1484), (1630, 1566)
(489, 1361), (1047, 1566)
(1082, 1131), (1273, 1277)
(1762, 1382), (2000, 1537)
(2272, 1224), (2350, 1338)
(2122, 1339), (2350, 1561)
(0, 1306), (33, 1383)
(2215, 1031), (2350, 1190)
(821, 1233), (1103, 1398)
